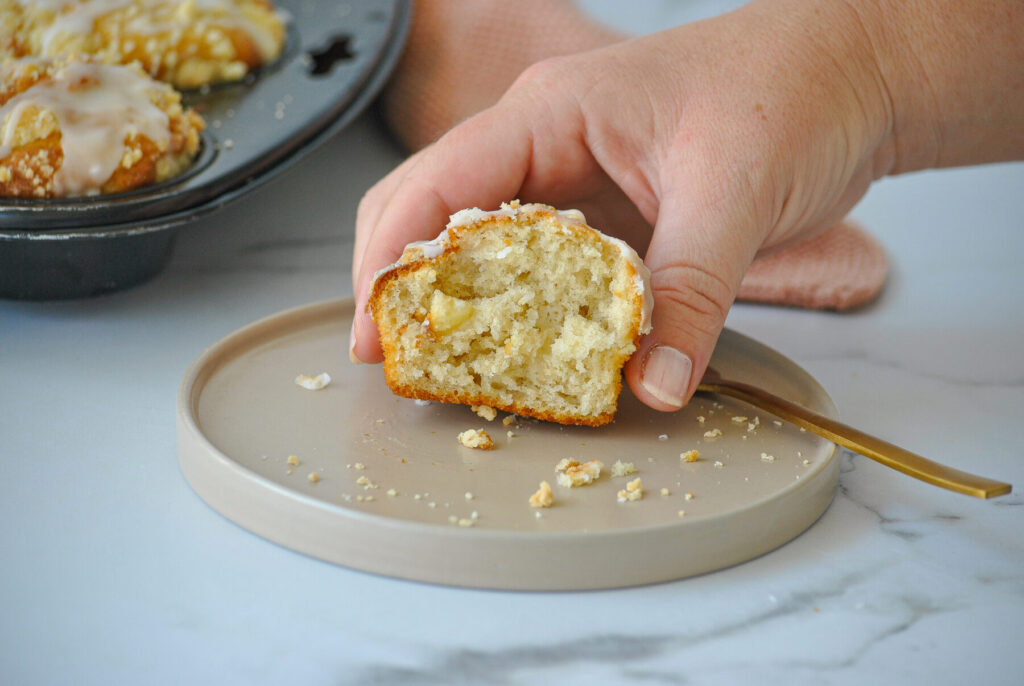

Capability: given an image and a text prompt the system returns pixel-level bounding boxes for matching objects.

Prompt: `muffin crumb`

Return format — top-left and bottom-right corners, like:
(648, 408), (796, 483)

(554, 458), (603, 487)
(617, 477), (643, 502)
(529, 481), (554, 508)
(458, 429), (494, 449)
(610, 460), (637, 477)
(295, 372), (331, 390)
(471, 405), (497, 421)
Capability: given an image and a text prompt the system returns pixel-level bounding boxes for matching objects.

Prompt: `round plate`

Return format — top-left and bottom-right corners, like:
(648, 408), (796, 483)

(177, 299), (839, 590)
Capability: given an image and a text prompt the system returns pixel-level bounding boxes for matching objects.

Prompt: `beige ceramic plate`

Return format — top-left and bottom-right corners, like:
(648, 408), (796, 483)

(178, 298), (838, 590)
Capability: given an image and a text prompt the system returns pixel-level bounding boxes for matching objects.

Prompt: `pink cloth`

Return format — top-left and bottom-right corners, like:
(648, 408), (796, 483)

(380, 0), (888, 310)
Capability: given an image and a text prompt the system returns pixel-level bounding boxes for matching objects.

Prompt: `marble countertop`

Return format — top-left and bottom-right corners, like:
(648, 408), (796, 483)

(3, 4), (1023, 685)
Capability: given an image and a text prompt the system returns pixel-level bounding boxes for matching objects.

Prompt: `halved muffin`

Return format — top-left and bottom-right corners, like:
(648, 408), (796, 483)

(369, 202), (653, 426)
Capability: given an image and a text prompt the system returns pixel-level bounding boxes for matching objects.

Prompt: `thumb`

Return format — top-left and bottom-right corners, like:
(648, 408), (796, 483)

(623, 193), (761, 411)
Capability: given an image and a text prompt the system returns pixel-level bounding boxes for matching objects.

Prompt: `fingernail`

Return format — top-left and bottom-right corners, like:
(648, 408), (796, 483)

(348, 320), (362, 364)
(641, 345), (692, 408)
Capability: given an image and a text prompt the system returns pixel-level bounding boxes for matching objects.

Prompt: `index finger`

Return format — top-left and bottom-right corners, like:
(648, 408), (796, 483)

(350, 105), (534, 363)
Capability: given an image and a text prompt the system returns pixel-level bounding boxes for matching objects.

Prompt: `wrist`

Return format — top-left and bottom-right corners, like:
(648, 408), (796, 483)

(848, 0), (1024, 175)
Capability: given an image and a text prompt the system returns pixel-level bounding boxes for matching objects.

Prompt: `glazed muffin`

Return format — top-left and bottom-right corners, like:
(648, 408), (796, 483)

(2, 0), (287, 89)
(369, 202), (653, 427)
(0, 56), (204, 198)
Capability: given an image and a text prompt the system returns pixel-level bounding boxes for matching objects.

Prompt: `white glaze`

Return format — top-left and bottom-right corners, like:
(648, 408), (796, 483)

(0, 60), (170, 196)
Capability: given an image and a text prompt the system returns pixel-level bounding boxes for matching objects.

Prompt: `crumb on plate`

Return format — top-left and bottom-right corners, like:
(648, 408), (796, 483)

(617, 477), (643, 502)
(295, 372), (331, 390)
(471, 405), (497, 421)
(457, 429), (494, 449)
(610, 460), (636, 477)
(554, 458), (603, 487)
(529, 481), (554, 508)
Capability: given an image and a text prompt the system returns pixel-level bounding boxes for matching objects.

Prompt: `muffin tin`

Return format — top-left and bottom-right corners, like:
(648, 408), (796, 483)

(0, 0), (411, 299)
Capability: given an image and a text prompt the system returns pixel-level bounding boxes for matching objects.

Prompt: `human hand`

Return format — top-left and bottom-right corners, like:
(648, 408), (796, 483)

(350, 0), (1021, 410)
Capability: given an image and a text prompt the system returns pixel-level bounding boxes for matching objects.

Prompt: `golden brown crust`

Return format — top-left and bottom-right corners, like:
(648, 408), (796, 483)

(381, 369), (619, 427)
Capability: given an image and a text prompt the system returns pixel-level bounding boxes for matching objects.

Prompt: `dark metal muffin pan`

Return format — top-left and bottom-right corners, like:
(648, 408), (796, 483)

(0, 0), (411, 299)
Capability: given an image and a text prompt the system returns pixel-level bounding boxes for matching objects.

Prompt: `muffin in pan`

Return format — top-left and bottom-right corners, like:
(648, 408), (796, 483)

(0, 55), (204, 198)
(1, 0), (287, 89)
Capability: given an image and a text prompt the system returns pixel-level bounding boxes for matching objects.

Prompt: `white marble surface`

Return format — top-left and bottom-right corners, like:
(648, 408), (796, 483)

(3, 3), (1024, 685)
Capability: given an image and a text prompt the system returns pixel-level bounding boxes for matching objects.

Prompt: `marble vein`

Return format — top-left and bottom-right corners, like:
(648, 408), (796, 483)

(343, 566), (893, 686)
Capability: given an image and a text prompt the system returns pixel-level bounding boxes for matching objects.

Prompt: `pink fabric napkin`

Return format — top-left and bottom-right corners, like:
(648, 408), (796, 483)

(379, 0), (887, 311)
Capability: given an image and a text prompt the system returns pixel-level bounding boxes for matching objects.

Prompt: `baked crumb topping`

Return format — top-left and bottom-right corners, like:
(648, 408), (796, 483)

(617, 477), (643, 502)
(529, 481), (554, 508)
(610, 460), (636, 477)
(295, 372), (331, 390)
(471, 405), (497, 421)
(554, 458), (603, 487)
(457, 429), (494, 449)
(679, 449), (699, 463)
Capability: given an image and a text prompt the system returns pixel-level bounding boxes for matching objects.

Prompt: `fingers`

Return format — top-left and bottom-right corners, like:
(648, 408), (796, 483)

(623, 184), (763, 411)
(352, 150), (426, 291)
(349, 106), (535, 363)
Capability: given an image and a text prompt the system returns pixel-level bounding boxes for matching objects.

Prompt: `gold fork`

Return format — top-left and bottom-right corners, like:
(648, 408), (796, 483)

(696, 368), (1012, 499)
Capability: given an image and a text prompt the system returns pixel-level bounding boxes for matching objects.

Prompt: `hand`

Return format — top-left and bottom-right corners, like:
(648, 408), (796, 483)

(350, 0), (1022, 410)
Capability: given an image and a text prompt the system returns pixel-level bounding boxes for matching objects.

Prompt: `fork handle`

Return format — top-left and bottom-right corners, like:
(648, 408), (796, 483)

(697, 378), (1012, 499)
